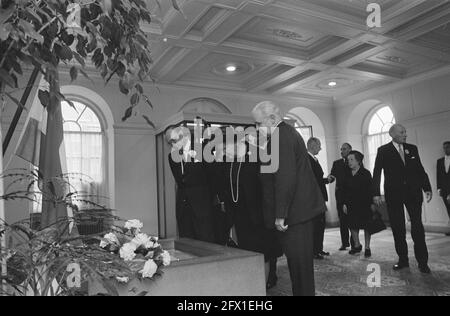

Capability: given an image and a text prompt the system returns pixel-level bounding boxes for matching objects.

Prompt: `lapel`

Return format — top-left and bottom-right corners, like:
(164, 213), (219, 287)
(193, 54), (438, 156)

(389, 142), (406, 167)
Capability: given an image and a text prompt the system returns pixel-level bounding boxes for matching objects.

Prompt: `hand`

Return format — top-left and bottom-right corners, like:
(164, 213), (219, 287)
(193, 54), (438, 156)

(342, 205), (348, 215)
(425, 191), (432, 203)
(447, 194), (450, 204)
(438, 189), (442, 197)
(275, 218), (288, 233)
(327, 175), (336, 183)
(373, 196), (383, 207)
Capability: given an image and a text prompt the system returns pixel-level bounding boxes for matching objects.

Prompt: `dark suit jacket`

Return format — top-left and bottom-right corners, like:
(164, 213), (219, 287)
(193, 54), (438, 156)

(330, 158), (351, 204)
(260, 122), (327, 229)
(168, 153), (212, 217)
(373, 142), (431, 203)
(308, 154), (329, 202)
(437, 157), (450, 198)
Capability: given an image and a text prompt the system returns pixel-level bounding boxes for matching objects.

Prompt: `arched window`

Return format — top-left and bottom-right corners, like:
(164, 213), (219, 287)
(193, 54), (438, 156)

(62, 101), (106, 208)
(62, 101), (103, 183)
(284, 114), (313, 143)
(32, 101), (106, 212)
(365, 106), (396, 194)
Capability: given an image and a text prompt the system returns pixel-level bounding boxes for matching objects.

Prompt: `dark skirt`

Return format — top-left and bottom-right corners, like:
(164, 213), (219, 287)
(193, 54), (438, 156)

(347, 205), (372, 230)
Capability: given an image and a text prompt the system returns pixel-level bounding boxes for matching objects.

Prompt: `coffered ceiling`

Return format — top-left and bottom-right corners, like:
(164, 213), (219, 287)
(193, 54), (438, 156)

(141, 0), (450, 103)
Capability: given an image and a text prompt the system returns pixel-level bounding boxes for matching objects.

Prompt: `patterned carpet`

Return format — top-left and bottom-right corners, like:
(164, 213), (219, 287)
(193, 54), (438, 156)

(267, 228), (450, 296)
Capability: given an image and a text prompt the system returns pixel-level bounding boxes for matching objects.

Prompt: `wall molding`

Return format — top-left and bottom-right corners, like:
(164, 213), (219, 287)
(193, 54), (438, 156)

(401, 110), (450, 128)
(114, 123), (156, 136)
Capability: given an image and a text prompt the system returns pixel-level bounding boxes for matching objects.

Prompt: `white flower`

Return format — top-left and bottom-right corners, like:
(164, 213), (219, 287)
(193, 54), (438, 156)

(116, 277), (129, 283)
(124, 219), (143, 232)
(100, 232), (119, 248)
(160, 251), (171, 266)
(132, 233), (155, 249)
(119, 242), (137, 261)
(140, 259), (158, 278)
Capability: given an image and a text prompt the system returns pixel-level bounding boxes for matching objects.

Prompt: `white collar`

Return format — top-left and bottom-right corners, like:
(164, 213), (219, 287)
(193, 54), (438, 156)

(392, 141), (404, 150)
(275, 120), (283, 128)
(308, 152), (317, 160)
(445, 155), (450, 160)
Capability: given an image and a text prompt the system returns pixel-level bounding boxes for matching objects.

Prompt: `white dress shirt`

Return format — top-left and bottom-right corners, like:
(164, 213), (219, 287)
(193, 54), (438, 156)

(445, 155), (450, 174)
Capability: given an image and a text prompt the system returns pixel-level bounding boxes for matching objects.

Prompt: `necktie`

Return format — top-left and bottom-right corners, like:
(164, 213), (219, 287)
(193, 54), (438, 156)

(398, 144), (405, 164)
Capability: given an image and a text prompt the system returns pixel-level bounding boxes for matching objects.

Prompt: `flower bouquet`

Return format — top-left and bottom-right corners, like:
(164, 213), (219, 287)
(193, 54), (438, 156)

(97, 219), (171, 285)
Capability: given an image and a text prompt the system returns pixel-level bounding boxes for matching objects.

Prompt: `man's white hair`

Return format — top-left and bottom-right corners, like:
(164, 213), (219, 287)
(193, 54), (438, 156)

(389, 124), (405, 137)
(252, 101), (281, 119)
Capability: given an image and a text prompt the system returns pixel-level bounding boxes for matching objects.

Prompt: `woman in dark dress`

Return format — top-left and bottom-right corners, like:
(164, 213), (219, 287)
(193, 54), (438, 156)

(342, 151), (374, 258)
(224, 141), (282, 289)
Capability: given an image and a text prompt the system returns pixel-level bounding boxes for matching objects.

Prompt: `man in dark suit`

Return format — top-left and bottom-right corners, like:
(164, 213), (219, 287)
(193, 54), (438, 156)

(373, 124), (432, 274)
(437, 141), (450, 236)
(307, 137), (330, 260)
(252, 101), (327, 296)
(329, 143), (354, 250)
(166, 127), (215, 243)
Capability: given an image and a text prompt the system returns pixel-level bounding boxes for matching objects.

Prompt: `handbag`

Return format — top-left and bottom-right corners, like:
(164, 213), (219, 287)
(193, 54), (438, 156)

(367, 210), (386, 235)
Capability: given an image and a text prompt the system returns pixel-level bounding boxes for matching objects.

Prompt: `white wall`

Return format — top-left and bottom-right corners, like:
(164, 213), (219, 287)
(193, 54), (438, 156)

(335, 72), (450, 232)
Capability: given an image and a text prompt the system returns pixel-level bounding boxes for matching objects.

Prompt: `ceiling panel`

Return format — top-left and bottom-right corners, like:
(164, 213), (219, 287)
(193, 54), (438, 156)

(139, 0), (450, 103)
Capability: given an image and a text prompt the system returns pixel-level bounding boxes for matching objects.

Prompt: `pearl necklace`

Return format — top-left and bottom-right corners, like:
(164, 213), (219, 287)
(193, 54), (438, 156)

(230, 157), (244, 203)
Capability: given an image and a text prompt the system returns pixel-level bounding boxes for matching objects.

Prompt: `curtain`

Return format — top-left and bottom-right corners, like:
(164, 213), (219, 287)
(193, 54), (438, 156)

(64, 131), (108, 209)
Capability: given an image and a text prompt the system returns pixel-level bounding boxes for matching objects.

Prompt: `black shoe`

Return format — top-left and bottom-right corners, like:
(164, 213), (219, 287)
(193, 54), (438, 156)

(364, 249), (372, 258)
(349, 245), (362, 255)
(419, 265), (431, 274)
(314, 254), (325, 260)
(266, 276), (278, 290)
(446, 232), (450, 236)
(319, 251), (330, 256)
(393, 262), (410, 271)
(339, 246), (348, 251)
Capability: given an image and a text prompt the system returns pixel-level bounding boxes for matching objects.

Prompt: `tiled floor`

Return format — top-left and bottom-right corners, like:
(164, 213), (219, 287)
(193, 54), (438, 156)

(267, 228), (450, 296)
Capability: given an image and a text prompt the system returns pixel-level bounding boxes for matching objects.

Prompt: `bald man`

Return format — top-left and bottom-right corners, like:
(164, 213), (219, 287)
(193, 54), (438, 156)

(252, 101), (327, 296)
(373, 124), (432, 274)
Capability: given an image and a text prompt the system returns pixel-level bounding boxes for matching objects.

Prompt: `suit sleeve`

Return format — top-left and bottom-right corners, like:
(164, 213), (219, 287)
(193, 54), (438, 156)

(168, 155), (182, 186)
(330, 161), (337, 178)
(372, 147), (383, 197)
(274, 129), (297, 219)
(437, 160), (442, 191)
(413, 146), (432, 193)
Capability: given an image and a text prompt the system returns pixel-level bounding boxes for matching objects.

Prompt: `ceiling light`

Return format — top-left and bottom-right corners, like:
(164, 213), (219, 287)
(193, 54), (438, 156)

(226, 65), (237, 72)
(163, 37), (168, 42)
(328, 81), (337, 87)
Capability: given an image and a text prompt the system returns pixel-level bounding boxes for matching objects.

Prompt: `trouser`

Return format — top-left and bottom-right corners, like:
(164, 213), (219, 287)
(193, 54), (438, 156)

(337, 202), (355, 248)
(313, 213), (326, 254)
(386, 198), (428, 266)
(276, 220), (315, 296)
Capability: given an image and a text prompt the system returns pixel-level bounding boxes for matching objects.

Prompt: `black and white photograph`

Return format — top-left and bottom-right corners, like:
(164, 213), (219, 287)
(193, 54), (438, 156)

(1, 0), (450, 299)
